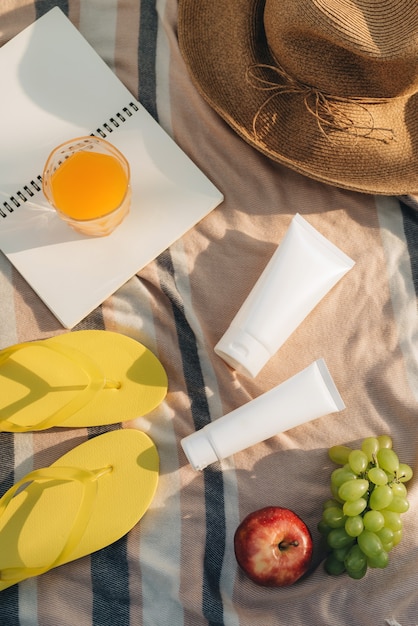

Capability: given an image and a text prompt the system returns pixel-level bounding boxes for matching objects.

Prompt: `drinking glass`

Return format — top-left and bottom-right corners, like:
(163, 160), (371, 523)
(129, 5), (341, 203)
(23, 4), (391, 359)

(42, 136), (131, 237)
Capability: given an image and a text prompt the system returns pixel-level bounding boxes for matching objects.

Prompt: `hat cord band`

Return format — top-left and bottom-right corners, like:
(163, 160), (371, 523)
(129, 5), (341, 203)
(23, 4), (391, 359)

(246, 63), (396, 144)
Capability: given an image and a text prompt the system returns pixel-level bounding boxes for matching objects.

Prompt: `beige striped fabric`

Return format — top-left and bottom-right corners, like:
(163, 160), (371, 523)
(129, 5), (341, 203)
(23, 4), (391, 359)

(0, 2), (417, 626)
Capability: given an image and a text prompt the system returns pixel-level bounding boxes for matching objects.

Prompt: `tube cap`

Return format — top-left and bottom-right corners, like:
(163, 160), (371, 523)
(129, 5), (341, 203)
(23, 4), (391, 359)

(214, 326), (271, 378)
(181, 429), (218, 471)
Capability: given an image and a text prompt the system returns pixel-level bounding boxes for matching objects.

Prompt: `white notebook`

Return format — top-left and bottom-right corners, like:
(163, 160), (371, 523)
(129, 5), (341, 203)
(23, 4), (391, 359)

(0, 8), (223, 328)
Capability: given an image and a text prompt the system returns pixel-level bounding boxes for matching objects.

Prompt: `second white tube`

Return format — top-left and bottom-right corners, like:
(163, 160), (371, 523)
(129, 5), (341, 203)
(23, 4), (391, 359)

(181, 358), (345, 471)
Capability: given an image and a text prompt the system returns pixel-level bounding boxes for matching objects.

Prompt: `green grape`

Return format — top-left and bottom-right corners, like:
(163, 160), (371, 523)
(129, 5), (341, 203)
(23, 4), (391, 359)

(377, 435), (392, 449)
(323, 498), (341, 510)
(348, 449), (369, 474)
(384, 495), (409, 514)
(367, 550), (389, 569)
(333, 544), (353, 562)
(376, 448), (399, 474)
(318, 520), (331, 535)
(381, 510), (402, 532)
(344, 544), (367, 573)
(377, 526), (394, 547)
(363, 510), (385, 533)
(357, 530), (384, 558)
(331, 467), (358, 488)
(381, 540), (394, 552)
(338, 479), (369, 502)
(376, 526), (394, 551)
(329, 445), (352, 465)
(345, 515), (364, 537)
(397, 463), (413, 483)
(327, 527), (356, 550)
(346, 562), (368, 579)
(392, 529), (403, 546)
(330, 484), (344, 503)
(385, 472), (395, 483)
(324, 553), (346, 575)
(343, 497), (368, 517)
(369, 484), (393, 510)
(390, 482), (407, 497)
(368, 467), (388, 486)
(361, 437), (379, 462)
(322, 506), (346, 528)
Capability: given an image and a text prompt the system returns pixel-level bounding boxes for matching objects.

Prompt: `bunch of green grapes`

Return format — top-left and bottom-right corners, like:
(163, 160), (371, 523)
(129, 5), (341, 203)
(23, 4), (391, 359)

(319, 435), (413, 579)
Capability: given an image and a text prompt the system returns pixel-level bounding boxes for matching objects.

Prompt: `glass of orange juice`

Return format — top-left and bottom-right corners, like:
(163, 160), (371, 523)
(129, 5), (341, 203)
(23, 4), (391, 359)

(42, 136), (131, 237)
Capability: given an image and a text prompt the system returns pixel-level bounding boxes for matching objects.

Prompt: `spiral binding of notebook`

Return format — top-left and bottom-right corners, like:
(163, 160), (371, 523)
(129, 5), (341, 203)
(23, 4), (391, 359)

(0, 101), (139, 218)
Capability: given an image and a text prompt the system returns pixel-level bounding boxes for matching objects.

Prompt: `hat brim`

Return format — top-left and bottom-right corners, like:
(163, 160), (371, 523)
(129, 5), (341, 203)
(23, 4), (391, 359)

(178, 0), (418, 195)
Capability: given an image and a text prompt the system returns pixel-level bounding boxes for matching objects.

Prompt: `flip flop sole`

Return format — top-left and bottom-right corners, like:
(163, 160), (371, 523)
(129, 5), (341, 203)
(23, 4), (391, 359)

(0, 330), (168, 429)
(0, 429), (159, 590)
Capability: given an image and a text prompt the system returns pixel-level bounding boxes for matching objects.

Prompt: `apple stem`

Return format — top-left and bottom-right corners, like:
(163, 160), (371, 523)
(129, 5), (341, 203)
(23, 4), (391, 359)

(278, 540), (299, 551)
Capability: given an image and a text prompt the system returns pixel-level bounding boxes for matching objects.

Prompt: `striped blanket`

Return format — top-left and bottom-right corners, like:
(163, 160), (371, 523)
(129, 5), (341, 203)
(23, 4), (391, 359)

(0, 2), (417, 625)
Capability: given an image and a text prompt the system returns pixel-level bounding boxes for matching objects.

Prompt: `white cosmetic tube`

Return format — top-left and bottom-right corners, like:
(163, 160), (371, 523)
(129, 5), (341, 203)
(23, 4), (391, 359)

(181, 358), (345, 471)
(214, 214), (355, 378)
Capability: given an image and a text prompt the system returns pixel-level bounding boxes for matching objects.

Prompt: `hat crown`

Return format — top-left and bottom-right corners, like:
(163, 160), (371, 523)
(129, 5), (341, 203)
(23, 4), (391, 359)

(264, 0), (418, 98)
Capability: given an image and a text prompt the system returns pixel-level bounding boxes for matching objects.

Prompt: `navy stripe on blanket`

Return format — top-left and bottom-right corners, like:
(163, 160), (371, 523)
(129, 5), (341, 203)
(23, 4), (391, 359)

(35, 0), (69, 18)
(400, 200), (418, 297)
(137, 0), (158, 120)
(136, 6), (229, 619)
(156, 250), (226, 626)
(90, 538), (130, 626)
(0, 434), (19, 625)
(88, 424), (130, 626)
(74, 307), (106, 331)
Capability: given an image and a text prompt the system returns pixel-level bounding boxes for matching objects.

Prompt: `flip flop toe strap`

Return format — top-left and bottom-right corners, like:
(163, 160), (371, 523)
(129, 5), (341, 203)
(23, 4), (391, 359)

(0, 339), (121, 431)
(0, 464), (111, 584)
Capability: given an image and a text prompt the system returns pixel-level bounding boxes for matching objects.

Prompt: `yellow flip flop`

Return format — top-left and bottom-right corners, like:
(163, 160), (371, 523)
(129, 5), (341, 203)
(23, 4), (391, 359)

(0, 330), (168, 431)
(0, 429), (158, 591)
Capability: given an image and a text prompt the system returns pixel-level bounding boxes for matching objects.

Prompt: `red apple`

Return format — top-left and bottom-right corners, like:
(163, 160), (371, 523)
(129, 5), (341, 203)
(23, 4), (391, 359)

(234, 506), (313, 586)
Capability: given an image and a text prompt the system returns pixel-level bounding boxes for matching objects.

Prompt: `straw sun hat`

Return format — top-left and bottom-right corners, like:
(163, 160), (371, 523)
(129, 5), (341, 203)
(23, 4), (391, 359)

(178, 0), (418, 195)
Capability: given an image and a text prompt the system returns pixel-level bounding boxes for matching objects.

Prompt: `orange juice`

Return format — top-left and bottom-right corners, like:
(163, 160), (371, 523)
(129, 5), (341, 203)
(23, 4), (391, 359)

(43, 136), (131, 236)
(50, 150), (129, 220)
